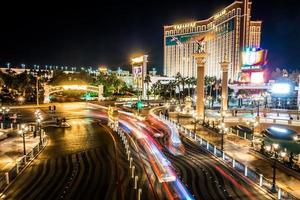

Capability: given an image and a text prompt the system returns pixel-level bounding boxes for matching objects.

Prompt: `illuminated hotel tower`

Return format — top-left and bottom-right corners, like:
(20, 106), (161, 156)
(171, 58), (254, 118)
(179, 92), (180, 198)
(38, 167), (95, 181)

(163, 0), (262, 80)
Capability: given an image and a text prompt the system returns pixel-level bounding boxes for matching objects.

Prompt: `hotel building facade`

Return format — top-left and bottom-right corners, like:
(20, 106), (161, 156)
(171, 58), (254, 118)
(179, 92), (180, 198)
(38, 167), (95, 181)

(163, 0), (262, 81)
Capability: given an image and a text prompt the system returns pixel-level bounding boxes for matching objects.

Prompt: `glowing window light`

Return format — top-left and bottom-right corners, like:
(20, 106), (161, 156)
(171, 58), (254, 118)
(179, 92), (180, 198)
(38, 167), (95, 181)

(270, 127), (287, 133)
(62, 85), (87, 90)
(250, 72), (264, 84)
(271, 83), (291, 94)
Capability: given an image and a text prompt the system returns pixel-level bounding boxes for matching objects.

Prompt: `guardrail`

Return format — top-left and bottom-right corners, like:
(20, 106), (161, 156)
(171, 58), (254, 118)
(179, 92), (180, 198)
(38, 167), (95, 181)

(0, 135), (47, 194)
(205, 116), (300, 127)
(157, 113), (297, 200)
(108, 123), (143, 200)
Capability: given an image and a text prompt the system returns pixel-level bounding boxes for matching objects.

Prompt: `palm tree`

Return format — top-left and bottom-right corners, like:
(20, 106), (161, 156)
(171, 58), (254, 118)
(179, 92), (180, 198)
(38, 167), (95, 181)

(167, 80), (176, 99)
(151, 80), (162, 100)
(144, 75), (151, 106)
(175, 72), (183, 103)
(186, 77), (195, 97)
(181, 77), (187, 99)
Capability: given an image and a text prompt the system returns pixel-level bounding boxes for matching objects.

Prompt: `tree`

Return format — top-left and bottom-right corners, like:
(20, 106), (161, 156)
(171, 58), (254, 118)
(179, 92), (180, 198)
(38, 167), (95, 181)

(151, 81), (162, 98)
(167, 80), (176, 99)
(175, 72), (183, 103)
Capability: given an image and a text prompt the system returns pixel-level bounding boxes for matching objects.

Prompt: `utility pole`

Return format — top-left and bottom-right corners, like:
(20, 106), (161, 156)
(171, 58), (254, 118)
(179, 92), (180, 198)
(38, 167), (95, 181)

(36, 76), (39, 106)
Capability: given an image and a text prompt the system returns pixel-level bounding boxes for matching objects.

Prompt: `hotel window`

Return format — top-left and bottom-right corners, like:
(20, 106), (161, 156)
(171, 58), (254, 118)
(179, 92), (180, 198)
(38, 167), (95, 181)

(170, 30), (174, 35)
(237, 8), (241, 15)
(197, 26), (201, 32)
(232, 9), (235, 16)
(202, 25), (206, 31)
(166, 31), (169, 36)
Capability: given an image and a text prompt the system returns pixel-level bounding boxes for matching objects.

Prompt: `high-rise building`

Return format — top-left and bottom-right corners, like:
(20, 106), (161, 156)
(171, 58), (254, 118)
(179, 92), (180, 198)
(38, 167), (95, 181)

(163, 0), (262, 81)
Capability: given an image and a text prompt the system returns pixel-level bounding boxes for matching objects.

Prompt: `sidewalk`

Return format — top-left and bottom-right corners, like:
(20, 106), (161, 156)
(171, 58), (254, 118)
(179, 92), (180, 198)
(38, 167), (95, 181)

(0, 131), (40, 175)
(171, 114), (300, 199)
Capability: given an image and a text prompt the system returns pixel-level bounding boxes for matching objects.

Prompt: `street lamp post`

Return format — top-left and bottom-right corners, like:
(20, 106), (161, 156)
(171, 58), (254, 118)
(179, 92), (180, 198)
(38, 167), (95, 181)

(35, 110), (43, 144)
(221, 110), (225, 123)
(193, 114), (199, 133)
(218, 123), (227, 151)
(271, 143), (279, 193)
(1, 107), (10, 124)
(36, 76), (39, 106)
(18, 125), (28, 155)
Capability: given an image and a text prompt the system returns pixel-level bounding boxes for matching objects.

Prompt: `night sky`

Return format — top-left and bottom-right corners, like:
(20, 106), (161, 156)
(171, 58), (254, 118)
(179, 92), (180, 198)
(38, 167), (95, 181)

(0, 0), (300, 73)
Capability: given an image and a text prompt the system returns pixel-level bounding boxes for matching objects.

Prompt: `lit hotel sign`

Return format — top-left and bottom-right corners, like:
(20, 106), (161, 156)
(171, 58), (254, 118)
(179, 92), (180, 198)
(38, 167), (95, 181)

(214, 10), (226, 20)
(174, 22), (196, 30)
(131, 56), (144, 64)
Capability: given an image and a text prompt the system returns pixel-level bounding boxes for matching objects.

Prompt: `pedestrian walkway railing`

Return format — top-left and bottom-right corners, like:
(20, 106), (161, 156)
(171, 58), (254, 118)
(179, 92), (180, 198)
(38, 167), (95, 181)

(0, 136), (47, 194)
(211, 116), (300, 126)
(230, 127), (254, 141)
(157, 114), (297, 200)
(108, 122), (143, 200)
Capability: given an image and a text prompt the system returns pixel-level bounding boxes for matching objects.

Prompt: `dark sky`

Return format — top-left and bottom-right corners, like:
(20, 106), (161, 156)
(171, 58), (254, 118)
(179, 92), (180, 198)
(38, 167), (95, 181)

(0, 0), (300, 73)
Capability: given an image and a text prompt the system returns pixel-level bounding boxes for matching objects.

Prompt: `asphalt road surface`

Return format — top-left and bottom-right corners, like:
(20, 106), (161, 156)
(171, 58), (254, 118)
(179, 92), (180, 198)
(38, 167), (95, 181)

(1, 103), (154, 200)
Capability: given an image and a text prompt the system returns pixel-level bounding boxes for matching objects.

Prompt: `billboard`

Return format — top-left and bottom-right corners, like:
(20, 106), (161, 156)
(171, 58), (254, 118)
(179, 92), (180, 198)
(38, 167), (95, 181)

(271, 83), (291, 94)
(241, 48), (267, 71)
(132, 66), (142, 75)
(250, 72), (264, 84)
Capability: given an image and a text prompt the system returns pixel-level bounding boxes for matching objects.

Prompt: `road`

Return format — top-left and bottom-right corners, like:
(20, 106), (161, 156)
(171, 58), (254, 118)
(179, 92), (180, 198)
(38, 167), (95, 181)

(144, 111), (274, 200)
(1, 103), (155, 200)
(0, 102), (280, 199)
(165, 136), (273, 200)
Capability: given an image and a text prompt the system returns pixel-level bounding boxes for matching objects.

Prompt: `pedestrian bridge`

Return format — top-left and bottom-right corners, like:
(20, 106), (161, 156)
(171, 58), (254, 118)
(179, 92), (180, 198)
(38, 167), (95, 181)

(44, 84), (103, 103)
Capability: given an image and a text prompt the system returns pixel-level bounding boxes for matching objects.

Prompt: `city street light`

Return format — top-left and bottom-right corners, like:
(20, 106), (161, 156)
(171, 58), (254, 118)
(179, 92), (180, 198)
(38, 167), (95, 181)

(193, 113), (199, 133)
(271, 143), (280, 193)
(35, 110), (43, 143)
(1, 107), (10, 123)
(1, 107), (10, 115)
(218, 122), (227, 151)
(221, 110), (226, 123)
(18, 125), (28, 155)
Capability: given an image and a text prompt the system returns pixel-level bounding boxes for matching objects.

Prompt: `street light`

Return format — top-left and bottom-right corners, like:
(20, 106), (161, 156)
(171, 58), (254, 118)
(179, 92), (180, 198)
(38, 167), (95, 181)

(271, 143), (280, 193)
(35, 110), (43, 144)
(18, 125), (28, 155)
(193, 113), (199, 133)
(218, 122), (227, 151)
(220, 110), (226, 123)
(1, 107), (10, 123)
(246, 120), (258, 135)
(1, 107), (10, 115)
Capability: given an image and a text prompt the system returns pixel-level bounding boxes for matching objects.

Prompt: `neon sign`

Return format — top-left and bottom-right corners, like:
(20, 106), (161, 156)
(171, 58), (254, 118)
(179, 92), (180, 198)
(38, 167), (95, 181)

(62, 85), (87, 90)
(214, 10), (226, 20)
(174, 22), (196, 30)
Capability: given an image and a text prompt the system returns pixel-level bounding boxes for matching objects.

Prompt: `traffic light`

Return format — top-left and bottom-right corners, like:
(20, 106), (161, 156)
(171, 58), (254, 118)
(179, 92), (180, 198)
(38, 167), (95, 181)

(136, 100), (143, 110)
